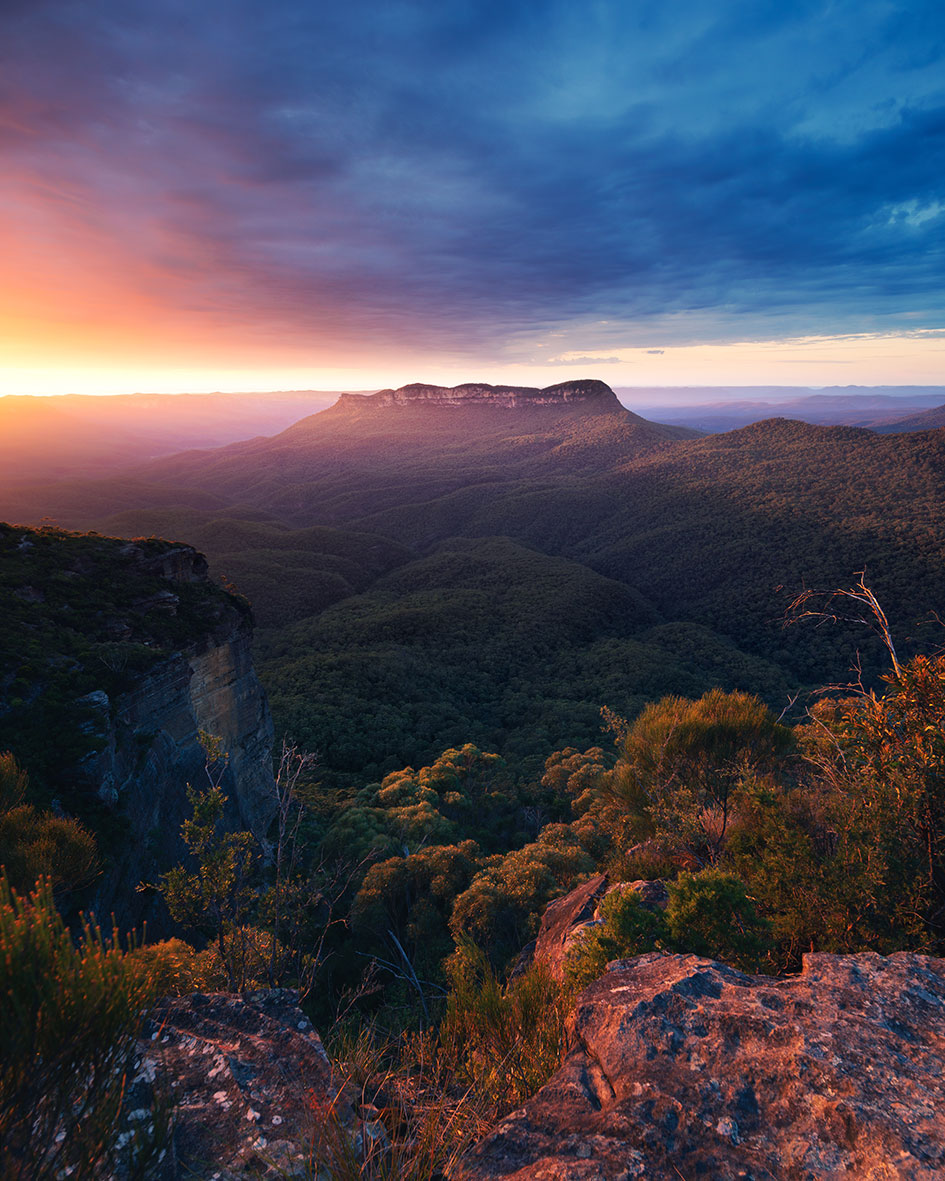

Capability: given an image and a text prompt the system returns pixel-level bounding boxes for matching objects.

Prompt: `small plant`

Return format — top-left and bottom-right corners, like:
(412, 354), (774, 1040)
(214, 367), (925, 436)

(0, 751), (99, 895)
(566, 871), (774, 990)
(127, 936), (225, 996)
(157, 734), (259, 990)
(664, 869), (772, 971)
(566, 887), (666, 990)
(312, 1023), (490, 1180)
(0, 875), (166, 1180)
(310, 945), (567, 1180)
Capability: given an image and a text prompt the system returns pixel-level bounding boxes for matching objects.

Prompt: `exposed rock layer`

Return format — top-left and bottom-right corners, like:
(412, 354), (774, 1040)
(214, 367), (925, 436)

(454, 950), (945, 1180)
(338, 379), (622, 411)
(81, 546), (276, 927)
(0, 525), (276, 929)
(85, 624), (275, 928)
(532, 873), (608, 982)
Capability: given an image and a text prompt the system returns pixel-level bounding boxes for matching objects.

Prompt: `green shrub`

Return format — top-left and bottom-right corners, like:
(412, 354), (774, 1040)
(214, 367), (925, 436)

(0, 875), (166, 1180)
(665, 869), (772, 970)
(565, 887), (666, 990)
(127, 937), (225, 997)
(607, 690), (794, 864)
(449, 831), (594, 969)
(0, 752), (99, 895)
(439, 942), (567, 1111)
(158, 777), (258, 991)
(566, 870), (774, 990)
(349, 841), (483, 985)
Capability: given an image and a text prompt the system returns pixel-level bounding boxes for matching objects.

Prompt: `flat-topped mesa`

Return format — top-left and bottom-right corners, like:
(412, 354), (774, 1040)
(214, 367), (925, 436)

(337, 379), (622, 411)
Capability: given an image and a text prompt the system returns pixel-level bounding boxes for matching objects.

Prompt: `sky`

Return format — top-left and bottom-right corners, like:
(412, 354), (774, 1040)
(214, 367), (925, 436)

(1, 0), (944, 396)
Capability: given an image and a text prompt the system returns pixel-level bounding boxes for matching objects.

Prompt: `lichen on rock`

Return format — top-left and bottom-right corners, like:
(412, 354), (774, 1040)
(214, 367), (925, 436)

(453, 950), (945, 1180)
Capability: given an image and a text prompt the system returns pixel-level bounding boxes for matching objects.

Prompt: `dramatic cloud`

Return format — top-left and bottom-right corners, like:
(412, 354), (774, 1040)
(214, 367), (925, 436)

(1, 0), (943, 383)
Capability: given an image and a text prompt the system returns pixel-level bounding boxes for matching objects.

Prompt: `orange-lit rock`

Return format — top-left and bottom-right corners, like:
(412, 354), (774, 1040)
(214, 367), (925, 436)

(454, 951), (945, 1180)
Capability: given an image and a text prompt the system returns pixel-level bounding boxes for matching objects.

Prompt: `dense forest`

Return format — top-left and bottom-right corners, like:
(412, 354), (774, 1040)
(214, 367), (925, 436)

(3, 383), (945, 1176)
(4, 382), (945, 787)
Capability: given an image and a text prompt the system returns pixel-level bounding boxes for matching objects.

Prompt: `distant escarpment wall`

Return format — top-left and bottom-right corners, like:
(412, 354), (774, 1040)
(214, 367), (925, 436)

(339, 378), (622, 411)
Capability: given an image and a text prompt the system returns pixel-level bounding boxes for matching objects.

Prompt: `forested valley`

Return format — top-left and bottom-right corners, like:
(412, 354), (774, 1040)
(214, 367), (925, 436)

(3, 382), (945, 1176)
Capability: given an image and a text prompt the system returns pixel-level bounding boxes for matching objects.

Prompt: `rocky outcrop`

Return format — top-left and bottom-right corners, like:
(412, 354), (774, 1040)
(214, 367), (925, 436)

(532, 877), (669, 982)
(130, 990), (359, 1179)
(0, 525), (276, 929)
(532, 874), (609, 982)
(338, 380), (622, 411)
(454, 951), (945, 1180)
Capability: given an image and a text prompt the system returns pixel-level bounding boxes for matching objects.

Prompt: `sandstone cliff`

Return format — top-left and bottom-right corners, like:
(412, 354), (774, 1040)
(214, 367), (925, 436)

(81, 605), (275, 928)
(0, 524), (276, 927)
(337, 379), (623, 412)
(454, 950), (945, 1180)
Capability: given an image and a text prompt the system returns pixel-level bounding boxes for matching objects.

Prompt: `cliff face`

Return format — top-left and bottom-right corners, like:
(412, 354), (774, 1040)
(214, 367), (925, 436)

(338, 379), (623, 412)
(0, 525), (276, 927)
(80, 621), (275, 927)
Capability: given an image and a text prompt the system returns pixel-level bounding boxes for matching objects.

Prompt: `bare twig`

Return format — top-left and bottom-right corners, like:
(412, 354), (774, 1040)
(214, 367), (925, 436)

(784, 571), (902, 681)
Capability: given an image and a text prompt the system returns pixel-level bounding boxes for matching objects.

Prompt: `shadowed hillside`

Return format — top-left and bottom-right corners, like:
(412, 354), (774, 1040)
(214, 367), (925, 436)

(872, 403), (945, 433)
(2, 381), (944, 783)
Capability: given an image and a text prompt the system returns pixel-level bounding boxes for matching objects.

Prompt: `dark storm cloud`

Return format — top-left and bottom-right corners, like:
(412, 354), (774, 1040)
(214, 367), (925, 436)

(2, 0), (943, 354)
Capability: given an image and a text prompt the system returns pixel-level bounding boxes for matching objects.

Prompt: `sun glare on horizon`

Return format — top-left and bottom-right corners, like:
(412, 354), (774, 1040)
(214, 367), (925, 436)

(1, 1), (943, 397)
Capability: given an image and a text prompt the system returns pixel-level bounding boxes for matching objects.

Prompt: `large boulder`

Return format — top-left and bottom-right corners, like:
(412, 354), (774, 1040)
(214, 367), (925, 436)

(132, 990), (360, 1179)
(453, 951), (945, 1180)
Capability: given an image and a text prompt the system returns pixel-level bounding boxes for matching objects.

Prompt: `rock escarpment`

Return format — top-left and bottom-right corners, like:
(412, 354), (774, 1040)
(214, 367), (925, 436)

(454, 951), (945, 1180)
(338, 379), (623, 412)
(0, 525), (275, 926)
(82, 605), (275, 927)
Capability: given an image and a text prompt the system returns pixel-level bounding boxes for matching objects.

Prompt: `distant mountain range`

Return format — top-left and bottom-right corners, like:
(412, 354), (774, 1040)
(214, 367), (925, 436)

(0, 389), (346, 484)
(3, 383), (943, 492)
(871, 403), (945, 433)
(619, 387), (945, 433)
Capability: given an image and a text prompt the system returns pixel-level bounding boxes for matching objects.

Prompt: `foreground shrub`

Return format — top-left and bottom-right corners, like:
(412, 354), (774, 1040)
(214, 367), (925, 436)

(566, 870), (774, 990)
(439, 942), (568, 1111)
(665, 869), (772, 970)
(801, 655), (945, 952)
(0, 875), (165, 1180)
(314, 1022), (491, 1181)
(566, 887), (666, 990)
(0, 751), (99, 895)
(606, 690), (793, 864)
(314, 944), (567, 1179)
(127, 936), (225, 997)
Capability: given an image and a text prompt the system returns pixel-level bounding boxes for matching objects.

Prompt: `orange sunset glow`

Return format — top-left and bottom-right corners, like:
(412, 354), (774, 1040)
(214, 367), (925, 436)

(2, 0), (943, 398)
